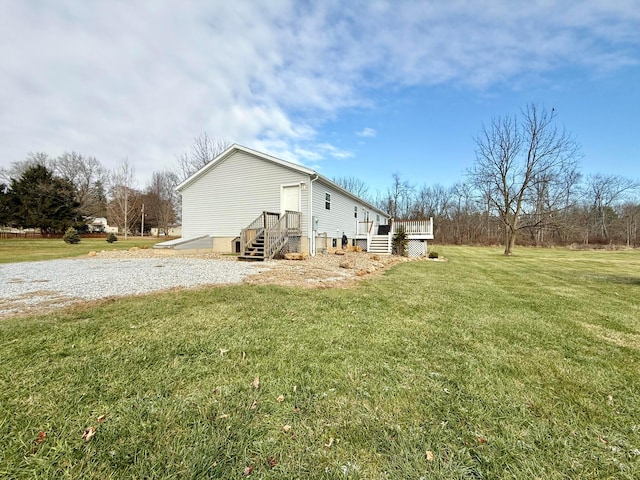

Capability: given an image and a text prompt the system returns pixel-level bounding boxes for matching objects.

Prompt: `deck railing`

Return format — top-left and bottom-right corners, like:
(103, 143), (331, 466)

(264, 211), (301, 259)
(391, 218), (433, 236)
(357, 221), (373, 236)
(283, 210), (302, 236)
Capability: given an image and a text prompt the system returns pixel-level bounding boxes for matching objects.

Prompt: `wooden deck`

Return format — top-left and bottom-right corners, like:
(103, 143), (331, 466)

(356, 218), (434, 255)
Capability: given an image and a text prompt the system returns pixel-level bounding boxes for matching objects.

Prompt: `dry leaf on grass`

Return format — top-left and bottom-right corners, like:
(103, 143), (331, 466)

(276, 394), (285, 403)
(283, 425), (291, 433)
(243, 466), (253, 476)
(82, 426), (97, 441)
(97, 414), (106, 423)
(252, 376), (260, 389)
(598, 434), (608, 445)
(325, 437), (334, 448)
(476, 435), (487, 444)
(268, 456), (278, 468)
(34, 431), (47, 445)
(426, 450), (434, 462)
(250, 400), (258, 409)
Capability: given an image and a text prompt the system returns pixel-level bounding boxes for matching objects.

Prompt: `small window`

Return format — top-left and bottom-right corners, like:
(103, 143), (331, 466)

(376, 214), (380, 223)
(332, 238), (337, 248)
(354, 206), (358, 218)
(325, 192), (331, 210)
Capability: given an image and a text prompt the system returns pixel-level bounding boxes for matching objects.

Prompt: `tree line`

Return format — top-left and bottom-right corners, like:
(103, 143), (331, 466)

(352, 171), (639, 250)
(2, 108), (638, 251)
(337, 105), (639, 253)
(0, 134), (230, 237)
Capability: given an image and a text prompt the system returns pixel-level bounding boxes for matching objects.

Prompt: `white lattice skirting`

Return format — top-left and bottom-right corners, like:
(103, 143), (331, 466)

(407, 239), (427, 257)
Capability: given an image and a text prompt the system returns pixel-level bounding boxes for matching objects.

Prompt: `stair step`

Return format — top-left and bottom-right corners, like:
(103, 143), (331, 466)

(238, 255), (265, 262)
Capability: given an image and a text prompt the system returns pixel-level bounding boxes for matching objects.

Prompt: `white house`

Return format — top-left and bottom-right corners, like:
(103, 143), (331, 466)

(87, 217), (119, 234)
(162, 144), (432, 259)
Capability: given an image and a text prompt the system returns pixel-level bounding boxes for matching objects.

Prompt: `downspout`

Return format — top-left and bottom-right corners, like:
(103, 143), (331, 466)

(309, 173), (319, 256)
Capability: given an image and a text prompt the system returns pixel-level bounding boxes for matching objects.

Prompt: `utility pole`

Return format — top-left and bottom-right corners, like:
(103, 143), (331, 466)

(141, 203), (145, 237)
(124, 185), (128, 240)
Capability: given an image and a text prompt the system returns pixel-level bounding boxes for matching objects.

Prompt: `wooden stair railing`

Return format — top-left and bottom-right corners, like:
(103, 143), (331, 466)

(239, 211), (301, 261)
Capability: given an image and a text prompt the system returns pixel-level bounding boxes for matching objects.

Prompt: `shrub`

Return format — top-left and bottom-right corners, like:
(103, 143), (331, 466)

(428, 251), (439, 259)
(392, 225), (408, 256)
(62, 227), (81, 244)
(106, 233), (118, 243)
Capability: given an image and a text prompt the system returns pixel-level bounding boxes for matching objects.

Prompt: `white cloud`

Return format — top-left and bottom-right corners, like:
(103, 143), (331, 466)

(0, 0), (638, 182)
(357, 128), (377, 138)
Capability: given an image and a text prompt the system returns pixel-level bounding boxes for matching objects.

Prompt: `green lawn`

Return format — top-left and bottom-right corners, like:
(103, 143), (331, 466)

(1, 246), (639, 478)
(0, 236), (162, 263)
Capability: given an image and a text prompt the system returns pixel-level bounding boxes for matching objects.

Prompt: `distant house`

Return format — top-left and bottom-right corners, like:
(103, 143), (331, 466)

(162, 144), (432, 259)
(87, 217), (108, 233)
(87, 217), (118, 234)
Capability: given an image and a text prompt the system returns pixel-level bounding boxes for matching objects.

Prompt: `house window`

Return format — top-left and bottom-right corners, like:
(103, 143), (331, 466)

(325, 192), (331, 210)
(354, 206), (358, 218)
(332, 238), (337, 248)
(376, 214), (380, 223)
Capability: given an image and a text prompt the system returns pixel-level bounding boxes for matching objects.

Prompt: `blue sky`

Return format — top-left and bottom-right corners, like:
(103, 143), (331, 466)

(1, 1), (638, 196)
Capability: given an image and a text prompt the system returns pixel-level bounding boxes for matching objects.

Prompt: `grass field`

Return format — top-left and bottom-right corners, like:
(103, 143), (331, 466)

(0, 236), (163, 263)
(1, 245), (639, 478)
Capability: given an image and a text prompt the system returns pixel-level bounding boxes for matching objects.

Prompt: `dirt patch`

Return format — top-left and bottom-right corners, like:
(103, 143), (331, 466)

(243, 251), (411, 288)
(0, 290), (78, 317)
(94, 248), (429, 288)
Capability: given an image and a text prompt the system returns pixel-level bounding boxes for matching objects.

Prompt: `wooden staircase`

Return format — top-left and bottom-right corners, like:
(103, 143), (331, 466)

(238, 211), (301, 261)
(368, 234), (391, 255)
(239, 231), (266, 261)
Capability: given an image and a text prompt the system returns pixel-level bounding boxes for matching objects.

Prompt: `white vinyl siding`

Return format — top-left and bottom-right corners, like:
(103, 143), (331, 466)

(311, 179), (386, 239)
(181, 150), (309, 238)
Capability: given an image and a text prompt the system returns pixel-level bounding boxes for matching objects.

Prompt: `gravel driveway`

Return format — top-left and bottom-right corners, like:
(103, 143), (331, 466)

(0, 256), (267, 318)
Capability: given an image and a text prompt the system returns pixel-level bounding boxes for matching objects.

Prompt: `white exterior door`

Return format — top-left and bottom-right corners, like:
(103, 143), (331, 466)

(281, 185), (300, 213)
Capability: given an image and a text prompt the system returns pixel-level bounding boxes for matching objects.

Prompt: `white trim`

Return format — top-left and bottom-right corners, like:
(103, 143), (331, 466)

(309, 173), (318, 256)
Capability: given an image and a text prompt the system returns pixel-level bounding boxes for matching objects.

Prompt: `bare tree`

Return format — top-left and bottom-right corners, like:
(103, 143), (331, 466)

(379, 173), (413, 219)
(332, 176), (370, 200)
(176, 133), (230, 181)
(52, 152), (107, 218)
(0, 152), (53, 183)
(469, 104), (581, 255)
(584, 173), (639, 243)
(145, 170), (179, 236)
(108, 159), (139, 239)
(523, 159), (581, 245)
(411, 183), (452, 219)
(619, 202), (640, 247)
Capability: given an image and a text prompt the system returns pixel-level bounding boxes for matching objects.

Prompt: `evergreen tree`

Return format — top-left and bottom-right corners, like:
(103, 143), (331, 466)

(8, 165), (82, 234)
(0, 183), (9, 226)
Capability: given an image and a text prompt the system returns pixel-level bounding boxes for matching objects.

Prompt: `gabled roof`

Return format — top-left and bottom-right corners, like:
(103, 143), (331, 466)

(176, 144), (389, 218)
